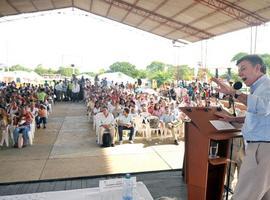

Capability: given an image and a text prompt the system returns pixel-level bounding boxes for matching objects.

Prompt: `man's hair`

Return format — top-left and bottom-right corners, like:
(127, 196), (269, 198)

(124, 107), (130, 114)
(236, 54), (266, 74)
(102, 106), (108, 110)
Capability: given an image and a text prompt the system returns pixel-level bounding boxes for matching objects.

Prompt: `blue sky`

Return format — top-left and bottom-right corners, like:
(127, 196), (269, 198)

(0, 8), (270, 73)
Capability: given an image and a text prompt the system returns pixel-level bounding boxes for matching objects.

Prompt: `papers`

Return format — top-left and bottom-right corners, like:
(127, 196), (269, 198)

(210, 120), (235, 131)
(99, 177), (136, 192)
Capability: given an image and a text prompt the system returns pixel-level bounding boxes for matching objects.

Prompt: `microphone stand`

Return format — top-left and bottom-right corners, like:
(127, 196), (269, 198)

(229, 95), (236, 117)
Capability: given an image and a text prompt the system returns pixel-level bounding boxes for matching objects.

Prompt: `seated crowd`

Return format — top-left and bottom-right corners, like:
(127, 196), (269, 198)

(0, 81), (53, 148)
(84, 78), (209, 147)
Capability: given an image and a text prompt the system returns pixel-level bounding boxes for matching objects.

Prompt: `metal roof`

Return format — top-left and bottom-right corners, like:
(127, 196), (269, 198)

(1, 0), (270, 43)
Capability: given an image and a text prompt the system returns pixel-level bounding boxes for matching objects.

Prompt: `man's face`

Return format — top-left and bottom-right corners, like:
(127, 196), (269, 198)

(238, 60), (263, 86)
(102, 108), (108, 115)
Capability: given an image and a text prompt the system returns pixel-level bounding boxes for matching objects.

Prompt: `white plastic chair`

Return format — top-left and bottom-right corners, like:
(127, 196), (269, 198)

(147, 116), (163, 139)
(0, 125), (10, 147)
(133, 116), (150, 139)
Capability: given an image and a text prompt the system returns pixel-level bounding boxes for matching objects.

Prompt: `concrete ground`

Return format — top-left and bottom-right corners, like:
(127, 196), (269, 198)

(0, 102), (184, 183)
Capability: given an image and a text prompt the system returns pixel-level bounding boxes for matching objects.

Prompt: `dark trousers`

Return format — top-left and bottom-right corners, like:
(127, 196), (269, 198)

(36, 117), (47, 127)
(72, 92), (79, 102)
(118, 126), (134, 141)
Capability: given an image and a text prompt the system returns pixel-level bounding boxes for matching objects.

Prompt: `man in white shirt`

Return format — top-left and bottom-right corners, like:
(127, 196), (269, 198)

(96, 106), (115, 147)
(160, 106), (180, 145)
(117, 107), (134, 144)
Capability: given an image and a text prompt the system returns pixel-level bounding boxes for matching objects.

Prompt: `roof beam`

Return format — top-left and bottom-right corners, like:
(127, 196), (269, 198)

(51, 0), (56, 9)
(30, 0), (39, 11)
(183, 1), (270, 40)
(6, 0), (21, 14)
(136, 0), (169, 27)
(168, 0), (243, 38)
(154, 2), (198, 37)
(89, 0), (93, 12)
(121, 0), (139, 23)
(195, 0), (267, 26)
(186, 0), (244, 27)
(102, 0), (214, 40)
(105, 0), (113, 17)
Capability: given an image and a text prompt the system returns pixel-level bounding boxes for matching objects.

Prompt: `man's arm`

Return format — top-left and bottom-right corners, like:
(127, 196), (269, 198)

(211, 77), (247, 105)
(214, 112), (245, 123)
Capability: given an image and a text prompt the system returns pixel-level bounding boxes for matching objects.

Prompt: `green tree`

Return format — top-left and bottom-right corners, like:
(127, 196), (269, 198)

(136, 69), (147, 79)
(196, 68), (212, 81)
(260, 54), (270, 75)
(150, 70), (172, 87)
(98, 68), (106, 75)
(57, 67), (79, 77)
(34, 64), (49, 75)
(109, 62), (138, 78)
(231, 52), (248, 62)
(9, 64), (32, 72)
(177, 65), (193, 80)
(146, 61), (165, 73)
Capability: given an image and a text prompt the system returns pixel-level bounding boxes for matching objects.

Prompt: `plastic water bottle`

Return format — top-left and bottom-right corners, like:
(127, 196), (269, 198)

(122, 173), (134, 200)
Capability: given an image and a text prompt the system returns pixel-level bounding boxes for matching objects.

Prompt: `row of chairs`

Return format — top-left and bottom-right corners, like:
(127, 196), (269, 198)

(1, 99), (54, 148)
(0, 120), (35, 148)
(90, 113), (184, 144)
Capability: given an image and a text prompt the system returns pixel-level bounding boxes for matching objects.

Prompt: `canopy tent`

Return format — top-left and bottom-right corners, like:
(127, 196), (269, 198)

(76, 74), (94, 81)
(0, 0), (270, 43)
(0, 71), (44, 84)
(98, 72), (135, 84)
(136, 87), (158, 95)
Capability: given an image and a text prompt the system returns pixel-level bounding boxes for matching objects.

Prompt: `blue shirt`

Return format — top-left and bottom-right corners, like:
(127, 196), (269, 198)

(242, 75), (270, 141)
(160, 113), (176, 123)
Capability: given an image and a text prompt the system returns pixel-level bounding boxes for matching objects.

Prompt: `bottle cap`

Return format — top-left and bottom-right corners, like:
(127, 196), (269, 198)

(125, 173), (131, 178)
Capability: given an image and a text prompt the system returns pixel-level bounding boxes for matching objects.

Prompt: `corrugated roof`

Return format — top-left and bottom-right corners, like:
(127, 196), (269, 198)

(0, 0), (270, 43)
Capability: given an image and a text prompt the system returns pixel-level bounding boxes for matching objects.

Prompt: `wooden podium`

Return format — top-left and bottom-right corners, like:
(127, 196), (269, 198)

(180, 107), (241, 200)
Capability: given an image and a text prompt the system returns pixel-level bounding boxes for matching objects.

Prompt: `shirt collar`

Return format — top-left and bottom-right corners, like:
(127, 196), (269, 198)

(250, 75), (267, 94)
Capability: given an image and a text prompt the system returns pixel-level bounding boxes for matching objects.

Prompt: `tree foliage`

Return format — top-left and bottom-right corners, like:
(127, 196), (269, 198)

(150, 71), (172, 87)
(260, 53), (270, 75)
(57, 66), (79, 77)
(146, 61), (165, 73)
(109, 62), (138, 78)
(196, 68), (212, 81)
(8, 64), (32, 72)
(34, 64), (57, 75)
(231, 52), (248, 62)
(168, 65), (194, 81)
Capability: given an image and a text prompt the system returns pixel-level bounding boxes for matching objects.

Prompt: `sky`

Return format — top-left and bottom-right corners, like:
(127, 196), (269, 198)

(1, 8), (270, 74)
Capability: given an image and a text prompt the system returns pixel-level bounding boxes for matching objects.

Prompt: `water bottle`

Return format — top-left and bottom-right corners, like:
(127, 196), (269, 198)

(122, 173), (134, 200)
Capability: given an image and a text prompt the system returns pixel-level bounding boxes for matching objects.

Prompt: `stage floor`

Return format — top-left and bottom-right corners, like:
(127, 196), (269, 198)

(0, 102), (184, 183)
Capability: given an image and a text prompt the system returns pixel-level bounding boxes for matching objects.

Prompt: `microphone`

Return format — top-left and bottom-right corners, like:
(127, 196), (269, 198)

(233, 81), (242, 90)
(230, 81), (242, 117)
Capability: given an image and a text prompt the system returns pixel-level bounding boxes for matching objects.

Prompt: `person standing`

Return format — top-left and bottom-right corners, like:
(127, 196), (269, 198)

(72, 81), (80, 102)
(212, 54), (270, 200)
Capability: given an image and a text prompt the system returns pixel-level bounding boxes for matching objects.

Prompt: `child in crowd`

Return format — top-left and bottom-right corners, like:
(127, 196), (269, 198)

(37, 105), (47, 129)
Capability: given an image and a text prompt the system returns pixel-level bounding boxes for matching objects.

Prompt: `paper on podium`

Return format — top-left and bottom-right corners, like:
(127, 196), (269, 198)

(210, 120), (235, 131)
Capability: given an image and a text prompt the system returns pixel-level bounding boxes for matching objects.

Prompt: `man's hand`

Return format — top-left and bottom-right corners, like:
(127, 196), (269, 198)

(102, 124), (110, 129)
(211, 77), (235, 96)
